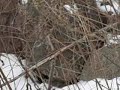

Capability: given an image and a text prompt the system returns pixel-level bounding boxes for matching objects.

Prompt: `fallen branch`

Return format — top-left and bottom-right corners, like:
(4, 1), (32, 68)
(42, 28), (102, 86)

(29, 36), (86, 70)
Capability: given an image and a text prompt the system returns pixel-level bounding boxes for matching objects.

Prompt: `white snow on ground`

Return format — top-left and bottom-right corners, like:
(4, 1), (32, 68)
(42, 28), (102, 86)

(96, 0), (120, 15)
(1, 53), (120, 90)
(62, 78), (120, 90)
(0, 54), (59, 90)
(0, 54), (38, 90)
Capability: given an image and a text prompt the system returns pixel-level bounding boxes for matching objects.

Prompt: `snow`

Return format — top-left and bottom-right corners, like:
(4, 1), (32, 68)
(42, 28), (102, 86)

(96, 0), (120, 15)
(0, 54), (38, 90)
(60, 78), (120, 90)
(64, 4), (78, 14)
(1, 53), (120, 90)
(0, 54), (59, 90)
(21, 0), (28, 4)
(64, 0), (120, 15)
(107, 34), (120, 45)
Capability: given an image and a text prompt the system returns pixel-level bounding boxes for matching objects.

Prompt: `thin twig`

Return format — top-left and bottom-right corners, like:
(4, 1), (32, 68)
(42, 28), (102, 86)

(47, 35), (55, 90)
(0, 68), (12, 90)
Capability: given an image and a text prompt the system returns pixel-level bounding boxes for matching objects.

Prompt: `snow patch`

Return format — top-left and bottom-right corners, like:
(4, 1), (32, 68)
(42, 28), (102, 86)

(64, 4), (78, 14)
(96, 0), (120, 15)
(21, 0), (28, 4)
(107, 34), (120, 45)
(1, 54), (120, 90)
